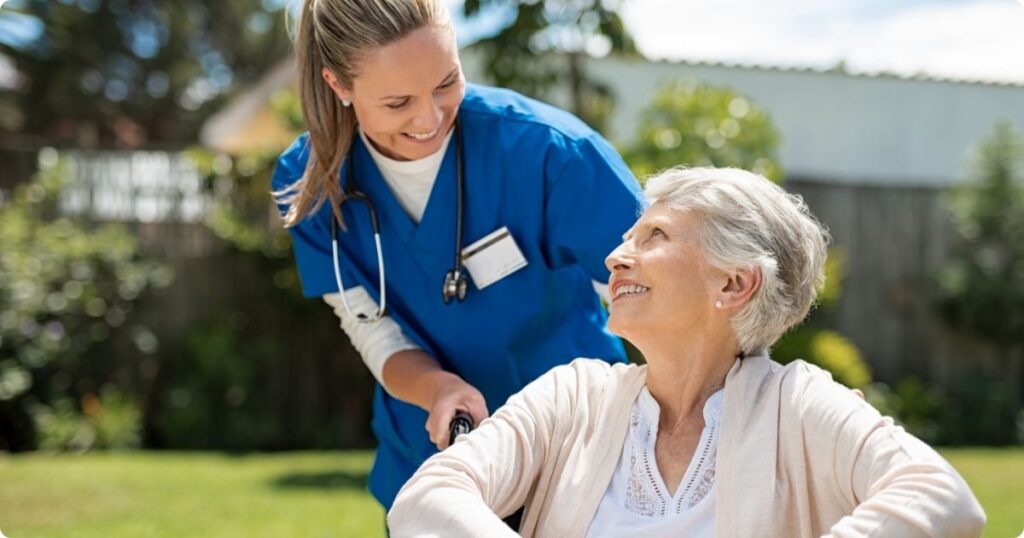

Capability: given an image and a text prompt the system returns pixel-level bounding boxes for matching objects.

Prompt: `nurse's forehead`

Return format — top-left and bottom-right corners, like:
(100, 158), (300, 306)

(350, 26), (459, 95)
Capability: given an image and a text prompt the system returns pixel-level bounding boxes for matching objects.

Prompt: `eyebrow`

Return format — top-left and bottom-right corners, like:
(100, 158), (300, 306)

(378, 67), (458, 101)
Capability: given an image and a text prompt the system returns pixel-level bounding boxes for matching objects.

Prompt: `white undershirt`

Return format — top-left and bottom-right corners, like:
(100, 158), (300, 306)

(324, 128), (612, 388)
(586, 387), (723, 538)
(358, 127), (452, 224)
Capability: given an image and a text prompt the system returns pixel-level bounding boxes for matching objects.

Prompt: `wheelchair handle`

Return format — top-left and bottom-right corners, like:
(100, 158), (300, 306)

(448, 411), (474, 446)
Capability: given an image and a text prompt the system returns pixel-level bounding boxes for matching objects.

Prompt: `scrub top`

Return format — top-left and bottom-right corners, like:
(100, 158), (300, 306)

(272, 84), (643, 508)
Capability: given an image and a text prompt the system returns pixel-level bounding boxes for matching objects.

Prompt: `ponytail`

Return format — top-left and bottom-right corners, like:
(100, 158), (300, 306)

(274, 0), (357, 228)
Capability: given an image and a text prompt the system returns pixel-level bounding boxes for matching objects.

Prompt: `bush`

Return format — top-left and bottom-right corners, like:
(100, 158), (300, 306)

(153, 316), (285, 450)
(775, 329), (870, 389)
(0, 150), (169, 451)
(773, 249), (873, 389)
(864, 378), (946, 444)
(32, 385), (142, 451)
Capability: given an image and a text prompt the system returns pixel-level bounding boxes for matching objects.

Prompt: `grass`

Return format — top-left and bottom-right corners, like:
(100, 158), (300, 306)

(942, 448), (1024, 538)
(0, 448), (1020, 537)
(0, 451), (385, 538)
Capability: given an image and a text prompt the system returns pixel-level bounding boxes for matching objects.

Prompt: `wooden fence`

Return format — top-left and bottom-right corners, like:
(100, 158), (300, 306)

(788, 179), (1007, 387)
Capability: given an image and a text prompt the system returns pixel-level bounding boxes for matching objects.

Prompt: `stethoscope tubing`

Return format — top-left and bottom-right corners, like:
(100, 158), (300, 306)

(331, 196), (387, 322)
(331, 118), (465, 322)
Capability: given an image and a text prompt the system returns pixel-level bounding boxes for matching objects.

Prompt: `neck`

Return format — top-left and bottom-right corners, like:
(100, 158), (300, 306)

(639, 329), (737, 427)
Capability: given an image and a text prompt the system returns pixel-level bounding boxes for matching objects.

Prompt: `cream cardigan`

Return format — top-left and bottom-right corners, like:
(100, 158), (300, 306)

(388, 357), (985, 537)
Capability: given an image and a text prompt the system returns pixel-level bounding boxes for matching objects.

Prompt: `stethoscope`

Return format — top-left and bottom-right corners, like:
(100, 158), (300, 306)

(330, 119), (468, 323)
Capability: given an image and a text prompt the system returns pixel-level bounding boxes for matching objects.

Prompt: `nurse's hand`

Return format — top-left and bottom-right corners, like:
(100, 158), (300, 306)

(378, 350), (489, 450)
(426, 375), (489, 450)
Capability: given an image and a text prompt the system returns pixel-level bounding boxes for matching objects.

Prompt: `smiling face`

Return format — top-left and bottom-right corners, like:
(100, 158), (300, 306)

(323, 25), (465, 161)
(605, 203), (725, 345)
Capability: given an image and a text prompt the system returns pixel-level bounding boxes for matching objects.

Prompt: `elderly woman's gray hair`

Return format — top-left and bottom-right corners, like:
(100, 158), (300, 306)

(644, 167), (830, 356)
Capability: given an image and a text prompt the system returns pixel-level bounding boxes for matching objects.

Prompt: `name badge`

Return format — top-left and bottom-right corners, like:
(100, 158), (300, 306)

(461, 226), (528, 290)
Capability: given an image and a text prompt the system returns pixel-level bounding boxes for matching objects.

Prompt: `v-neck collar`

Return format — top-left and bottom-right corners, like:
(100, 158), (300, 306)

(349, 134), (459, 260)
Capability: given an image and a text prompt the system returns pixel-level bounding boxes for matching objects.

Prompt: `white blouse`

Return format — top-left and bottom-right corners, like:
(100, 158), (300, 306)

(586, 386), (724, 537)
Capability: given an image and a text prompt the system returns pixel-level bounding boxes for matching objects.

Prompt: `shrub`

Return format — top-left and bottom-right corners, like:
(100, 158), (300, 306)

(0, 151), (169, 451)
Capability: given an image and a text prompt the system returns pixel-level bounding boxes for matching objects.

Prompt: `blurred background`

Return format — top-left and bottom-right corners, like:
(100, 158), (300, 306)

(1, 0), (1023, 536)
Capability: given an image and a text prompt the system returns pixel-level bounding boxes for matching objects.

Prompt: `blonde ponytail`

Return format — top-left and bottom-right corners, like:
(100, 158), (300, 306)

(274, 0), (451, 228)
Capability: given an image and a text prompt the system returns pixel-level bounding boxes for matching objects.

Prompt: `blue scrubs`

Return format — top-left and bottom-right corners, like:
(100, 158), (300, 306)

(272, 84), (643, 508)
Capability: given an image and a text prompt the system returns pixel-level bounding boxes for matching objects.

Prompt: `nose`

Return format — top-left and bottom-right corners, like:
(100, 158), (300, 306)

(605, 240), (635, 274)
(411, 95), (444, 131)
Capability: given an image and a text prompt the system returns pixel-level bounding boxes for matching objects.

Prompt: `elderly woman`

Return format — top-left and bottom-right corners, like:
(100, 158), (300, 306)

(387, 167), (986, 537)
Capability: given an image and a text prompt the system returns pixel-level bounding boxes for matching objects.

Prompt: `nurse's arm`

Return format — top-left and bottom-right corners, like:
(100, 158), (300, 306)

(388, 361), (572, 537)
(324, 289), (488, 450)
(382, 350), (489, 449)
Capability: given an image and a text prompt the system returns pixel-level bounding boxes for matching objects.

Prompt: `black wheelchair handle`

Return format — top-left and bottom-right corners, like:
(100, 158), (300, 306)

(448, 411), (474, 447)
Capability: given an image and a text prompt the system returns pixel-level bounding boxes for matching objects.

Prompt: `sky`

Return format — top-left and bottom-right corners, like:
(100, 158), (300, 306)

(1, 0), (1022, 87)
(617, 0), (1024, 84)
(449, 0), (1024, 85)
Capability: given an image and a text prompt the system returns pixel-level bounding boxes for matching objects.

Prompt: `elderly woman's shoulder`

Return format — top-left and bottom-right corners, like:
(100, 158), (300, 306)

(732, 356), (867, 410)
(566, 357), (644, 376)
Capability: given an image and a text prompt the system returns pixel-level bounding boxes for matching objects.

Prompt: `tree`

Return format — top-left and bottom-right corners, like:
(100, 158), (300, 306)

(463, 0), (636, 132)
(0, 0), (292, 149)
(938, 122), (1024, 406)
(938, 122), (1024, 345)
(620, 80), (784, 182)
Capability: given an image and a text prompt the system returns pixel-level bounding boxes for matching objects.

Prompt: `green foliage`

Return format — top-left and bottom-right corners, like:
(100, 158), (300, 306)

(865, 370), (1022, 446)
(941, 371), (1021, 446)
(621, 80), (784, 182)
(864, 378), (946, 443)
(937, 122), (1024, 347)
(153, 316), (284, 450)
(773, 249), (872, 388)
(463, 0), (636, 131)
(776, 329), (871, 389)
(32, 385), (142, 452)
(0, 0), (292, 146)
(0, 154), (169, 450)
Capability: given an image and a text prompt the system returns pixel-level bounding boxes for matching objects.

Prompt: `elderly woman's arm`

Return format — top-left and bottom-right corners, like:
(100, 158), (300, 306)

(798, 366), (986, 537)
(386, 362), (573, 537)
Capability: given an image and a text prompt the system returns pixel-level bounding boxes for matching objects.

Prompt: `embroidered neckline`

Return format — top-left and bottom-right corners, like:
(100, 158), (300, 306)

(623, 388), (723, 518)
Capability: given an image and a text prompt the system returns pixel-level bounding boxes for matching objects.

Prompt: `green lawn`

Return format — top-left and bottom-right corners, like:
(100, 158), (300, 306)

(0, 449), (1020, 537)
(0, 451), (385, 538)
(942, 448), (1024, 538)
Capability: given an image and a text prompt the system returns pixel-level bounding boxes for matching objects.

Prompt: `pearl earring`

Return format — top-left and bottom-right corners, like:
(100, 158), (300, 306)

(341, 98), (351, 107)
(715, 300), (723, 309)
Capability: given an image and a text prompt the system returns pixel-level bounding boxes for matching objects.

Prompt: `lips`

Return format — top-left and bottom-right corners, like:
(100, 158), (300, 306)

(611, 280), (650, 300)
(403, 128), (440, 142)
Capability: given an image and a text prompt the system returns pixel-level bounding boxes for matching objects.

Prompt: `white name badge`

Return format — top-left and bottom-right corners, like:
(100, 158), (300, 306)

(461, 226), (528, 290)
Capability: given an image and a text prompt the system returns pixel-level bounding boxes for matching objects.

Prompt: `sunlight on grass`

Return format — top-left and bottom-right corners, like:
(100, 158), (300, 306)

(0, 448), (1020, 537)
(0, 451), (385, 538)
(942, 448), (1024, 538)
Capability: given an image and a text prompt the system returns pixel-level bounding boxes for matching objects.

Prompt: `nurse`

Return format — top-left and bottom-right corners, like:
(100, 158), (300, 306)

(272, 0), (642, 510)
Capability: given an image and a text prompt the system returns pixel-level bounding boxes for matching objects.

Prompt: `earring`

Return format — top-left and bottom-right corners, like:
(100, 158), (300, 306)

(341, 98), (351, 107)
(715, 300), (723, 309)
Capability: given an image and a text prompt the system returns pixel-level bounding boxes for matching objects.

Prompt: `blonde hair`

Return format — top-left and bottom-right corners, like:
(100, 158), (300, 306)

(275, 0), (453, 228)
(644, 167), (830, 356)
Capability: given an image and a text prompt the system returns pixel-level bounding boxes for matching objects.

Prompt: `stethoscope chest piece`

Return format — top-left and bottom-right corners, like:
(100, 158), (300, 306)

(333, 118), (470, 322)
(442, 269), (468, 304)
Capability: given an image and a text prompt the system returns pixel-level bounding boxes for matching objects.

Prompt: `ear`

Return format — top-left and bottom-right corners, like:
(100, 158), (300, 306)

(321, 68), (352, 103)
(717, 265), (762, 310)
